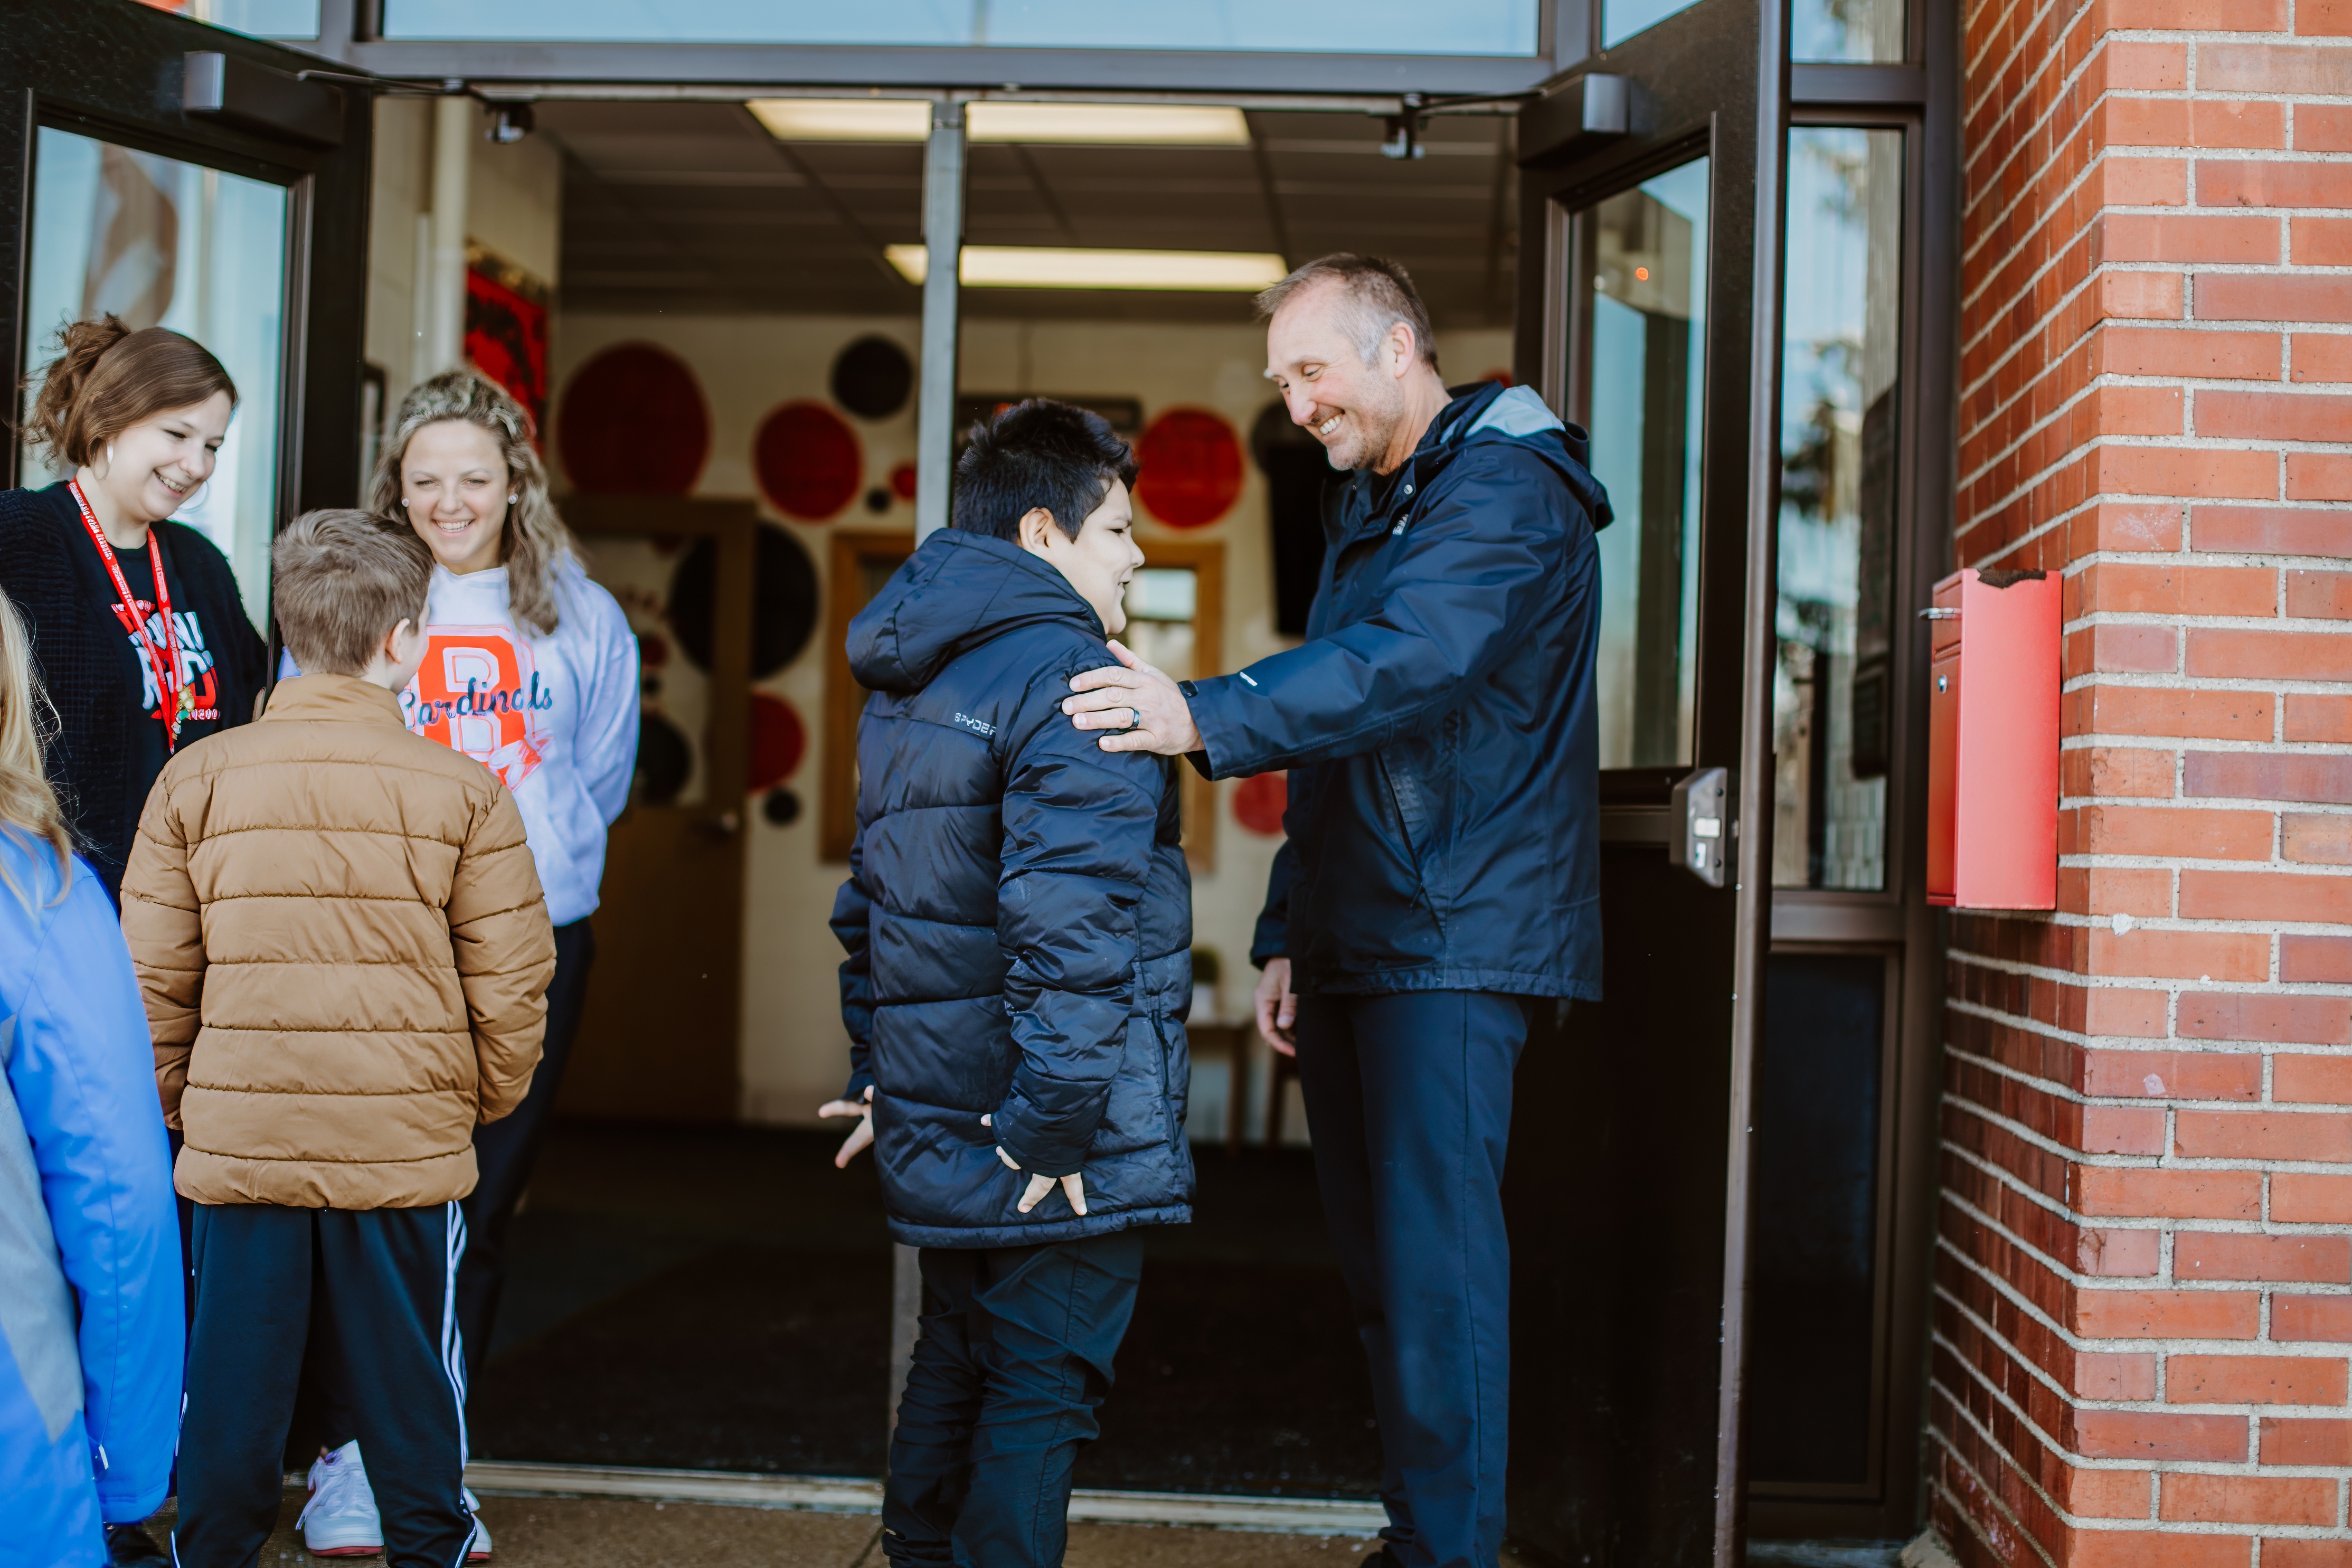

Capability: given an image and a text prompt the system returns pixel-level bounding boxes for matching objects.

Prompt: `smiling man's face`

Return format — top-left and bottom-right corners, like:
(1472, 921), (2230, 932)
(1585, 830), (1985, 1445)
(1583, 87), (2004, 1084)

(1264, 280), (1413, 473)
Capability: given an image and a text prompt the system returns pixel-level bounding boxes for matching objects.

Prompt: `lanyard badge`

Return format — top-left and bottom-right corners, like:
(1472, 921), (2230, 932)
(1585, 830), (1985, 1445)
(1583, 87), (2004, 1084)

(67, 478), (188, 751)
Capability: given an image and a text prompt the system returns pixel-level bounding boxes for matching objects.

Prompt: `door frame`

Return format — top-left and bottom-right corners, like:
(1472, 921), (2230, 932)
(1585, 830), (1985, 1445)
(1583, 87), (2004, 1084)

(1, 0), (375, 530)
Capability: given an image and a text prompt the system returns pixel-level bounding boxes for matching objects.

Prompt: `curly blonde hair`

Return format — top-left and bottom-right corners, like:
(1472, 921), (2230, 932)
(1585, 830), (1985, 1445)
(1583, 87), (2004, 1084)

(371, 368), (576, 636)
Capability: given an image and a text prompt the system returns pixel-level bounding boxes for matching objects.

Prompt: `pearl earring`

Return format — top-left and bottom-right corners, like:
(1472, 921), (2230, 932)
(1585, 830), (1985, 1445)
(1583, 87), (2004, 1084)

(507, 494), (518, 505)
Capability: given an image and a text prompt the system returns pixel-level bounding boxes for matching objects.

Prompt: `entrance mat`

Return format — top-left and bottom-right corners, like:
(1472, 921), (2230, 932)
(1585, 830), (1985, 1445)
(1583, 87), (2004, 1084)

(471, 1245), (1379, 1498)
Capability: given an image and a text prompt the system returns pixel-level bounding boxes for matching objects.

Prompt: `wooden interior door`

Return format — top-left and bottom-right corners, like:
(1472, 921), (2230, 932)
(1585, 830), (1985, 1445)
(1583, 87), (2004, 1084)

(558, 495), (755, 1123)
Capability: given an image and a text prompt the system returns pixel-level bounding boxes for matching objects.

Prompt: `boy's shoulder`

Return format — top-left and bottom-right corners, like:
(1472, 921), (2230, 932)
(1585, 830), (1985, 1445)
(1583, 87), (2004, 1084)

(158, 700), (506, 815)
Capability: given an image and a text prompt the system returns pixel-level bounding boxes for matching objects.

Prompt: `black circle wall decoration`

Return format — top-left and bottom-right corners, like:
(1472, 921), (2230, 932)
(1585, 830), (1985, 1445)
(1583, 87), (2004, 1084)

(762, 788), (802, 827)
(830, 335), (915, 421)
(668, 522), (820, 680)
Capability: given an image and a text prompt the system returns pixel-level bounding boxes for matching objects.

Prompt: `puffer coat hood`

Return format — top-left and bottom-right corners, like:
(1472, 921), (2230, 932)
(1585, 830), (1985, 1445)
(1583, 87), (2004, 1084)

(834, 529), (1194, 1249)
(1186, 381), (1612, 1000)
(121, 674), (556, 1209)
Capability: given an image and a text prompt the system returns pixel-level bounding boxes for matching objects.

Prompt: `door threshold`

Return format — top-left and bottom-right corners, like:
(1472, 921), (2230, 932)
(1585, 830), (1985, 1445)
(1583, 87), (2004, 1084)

(465, 1459), (1387, 1536)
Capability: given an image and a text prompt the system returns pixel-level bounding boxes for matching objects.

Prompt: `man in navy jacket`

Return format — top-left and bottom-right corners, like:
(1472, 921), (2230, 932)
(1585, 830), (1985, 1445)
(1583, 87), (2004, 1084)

(1062, 255), (1610, 1568)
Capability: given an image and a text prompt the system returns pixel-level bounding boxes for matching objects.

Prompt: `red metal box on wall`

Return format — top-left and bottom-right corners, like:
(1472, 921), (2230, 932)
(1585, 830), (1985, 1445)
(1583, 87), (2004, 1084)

(1924, 568), (2060, 910)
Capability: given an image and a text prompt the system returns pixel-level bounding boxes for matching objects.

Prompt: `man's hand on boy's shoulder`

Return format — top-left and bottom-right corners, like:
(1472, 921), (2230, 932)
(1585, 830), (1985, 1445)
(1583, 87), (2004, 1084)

(1061, 639), (1199, 758)
(981, 1113), (1088, 1216)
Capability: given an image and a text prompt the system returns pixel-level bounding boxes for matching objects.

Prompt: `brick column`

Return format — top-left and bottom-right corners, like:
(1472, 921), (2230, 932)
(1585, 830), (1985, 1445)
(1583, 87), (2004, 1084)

(1934, 3), (2352, 1564)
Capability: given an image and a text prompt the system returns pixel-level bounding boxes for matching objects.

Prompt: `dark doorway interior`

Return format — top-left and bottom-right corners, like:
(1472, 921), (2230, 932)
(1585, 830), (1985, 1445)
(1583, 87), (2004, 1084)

(469, 1122), (1380, 1496)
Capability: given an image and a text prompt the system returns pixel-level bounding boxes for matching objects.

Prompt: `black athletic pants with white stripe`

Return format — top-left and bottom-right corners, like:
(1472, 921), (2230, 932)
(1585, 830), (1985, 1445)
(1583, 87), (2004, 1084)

(174, 1202), (473, 1568)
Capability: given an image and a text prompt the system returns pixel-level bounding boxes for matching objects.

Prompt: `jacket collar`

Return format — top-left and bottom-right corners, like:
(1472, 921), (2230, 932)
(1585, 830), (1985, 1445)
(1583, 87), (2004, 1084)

(260, 673), (408, 726)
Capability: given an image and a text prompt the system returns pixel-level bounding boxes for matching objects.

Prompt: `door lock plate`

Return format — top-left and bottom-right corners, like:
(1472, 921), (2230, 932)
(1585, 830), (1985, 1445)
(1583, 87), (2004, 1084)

(1669, 767), (1734, 888)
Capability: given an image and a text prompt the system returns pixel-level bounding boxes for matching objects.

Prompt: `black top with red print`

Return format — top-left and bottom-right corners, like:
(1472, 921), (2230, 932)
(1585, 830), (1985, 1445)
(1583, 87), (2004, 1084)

(16, 479), (263, 893)
(68, 528), (228, 815)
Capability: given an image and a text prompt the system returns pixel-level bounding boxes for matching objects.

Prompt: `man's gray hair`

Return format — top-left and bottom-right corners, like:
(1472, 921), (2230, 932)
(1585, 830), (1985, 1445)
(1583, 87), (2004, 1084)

(1255, 253), (1441, 373)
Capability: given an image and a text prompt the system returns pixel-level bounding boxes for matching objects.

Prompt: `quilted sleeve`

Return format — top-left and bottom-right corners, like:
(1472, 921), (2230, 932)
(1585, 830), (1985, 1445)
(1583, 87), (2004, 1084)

(985, 659), (1163, 1178)
(448, 783), (555, 1124)
(117, 766), (202, 1129)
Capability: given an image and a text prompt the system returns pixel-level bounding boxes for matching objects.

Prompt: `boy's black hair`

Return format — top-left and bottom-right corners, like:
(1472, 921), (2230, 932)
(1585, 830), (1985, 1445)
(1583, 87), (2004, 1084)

(950, 398), (1138, 543)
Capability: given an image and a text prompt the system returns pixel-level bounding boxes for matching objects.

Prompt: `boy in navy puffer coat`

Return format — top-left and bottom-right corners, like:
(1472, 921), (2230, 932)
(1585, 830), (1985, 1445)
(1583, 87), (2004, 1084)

(824, 400), (1192, 1568)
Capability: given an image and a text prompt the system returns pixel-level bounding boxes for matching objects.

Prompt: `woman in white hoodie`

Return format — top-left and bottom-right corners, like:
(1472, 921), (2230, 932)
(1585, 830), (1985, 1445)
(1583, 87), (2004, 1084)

(290, 369), (637, 1561)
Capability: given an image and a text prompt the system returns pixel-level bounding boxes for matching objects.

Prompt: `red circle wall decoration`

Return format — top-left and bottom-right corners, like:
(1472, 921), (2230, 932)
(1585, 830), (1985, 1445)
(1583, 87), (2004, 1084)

(1135, 407), (1244, 529)
(1233, 771), (1288, 837)
(890, 461), (918, 502)
(556, 343), (711, 496)
(748, 693), (807, 791)
(755, 401), (863, 522)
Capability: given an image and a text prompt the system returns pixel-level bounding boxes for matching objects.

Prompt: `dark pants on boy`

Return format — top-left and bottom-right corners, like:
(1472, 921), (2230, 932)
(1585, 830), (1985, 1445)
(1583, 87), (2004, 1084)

(174, 1202), (473, 1568)
(883, 1230), (1145, 1567)
(455, 915), (594, 1397)
(1293, 990), (1534, 1568)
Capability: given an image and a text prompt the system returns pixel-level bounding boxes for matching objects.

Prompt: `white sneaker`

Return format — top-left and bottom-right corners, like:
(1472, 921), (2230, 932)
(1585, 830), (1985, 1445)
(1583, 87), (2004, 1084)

(298, 1441), (383, 1557)
(464, 1487), (493, 1561)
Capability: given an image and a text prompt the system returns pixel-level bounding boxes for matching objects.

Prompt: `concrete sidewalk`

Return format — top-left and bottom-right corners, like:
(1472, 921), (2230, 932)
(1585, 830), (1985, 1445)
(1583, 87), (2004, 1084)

(147, 1491), (1404, 1566)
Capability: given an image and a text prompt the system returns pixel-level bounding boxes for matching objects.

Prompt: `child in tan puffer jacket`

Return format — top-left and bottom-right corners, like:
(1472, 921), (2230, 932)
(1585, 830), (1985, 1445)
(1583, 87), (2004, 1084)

(121, 510), (555, 1568)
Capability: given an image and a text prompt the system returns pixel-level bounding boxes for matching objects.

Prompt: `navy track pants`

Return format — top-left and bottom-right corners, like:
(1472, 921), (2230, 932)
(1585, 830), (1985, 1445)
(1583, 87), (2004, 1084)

(883, 1230), (1145, 1567)
(173, 1202), (473, 1568)
(1294, 989), (1535, 1568)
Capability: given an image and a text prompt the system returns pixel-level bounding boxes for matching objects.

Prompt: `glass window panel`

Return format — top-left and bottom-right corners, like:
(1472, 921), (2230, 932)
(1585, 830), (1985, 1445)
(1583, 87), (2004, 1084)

(1774, 127), (1903, 891)
(1602, 0), (1703, 48)
(20, 129), (289, 634)
(1577, 158), (1708, 770)
(381, 0), (1540, 54)
(148, 0), (321, 39)
(1793, 0), (1906, 62)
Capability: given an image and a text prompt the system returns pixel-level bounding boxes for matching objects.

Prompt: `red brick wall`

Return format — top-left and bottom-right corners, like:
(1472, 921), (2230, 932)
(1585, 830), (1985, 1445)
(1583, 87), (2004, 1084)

(1938, 2), (2352, 1564)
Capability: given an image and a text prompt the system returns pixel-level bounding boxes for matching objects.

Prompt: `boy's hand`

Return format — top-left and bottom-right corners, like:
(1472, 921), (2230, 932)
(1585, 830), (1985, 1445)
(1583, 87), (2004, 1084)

(981, 1113), (1089, 1216)
(1062, 640), (1202, 756)
(817, 1086), (875, 1168)
(1255, 957), (1299, 1057)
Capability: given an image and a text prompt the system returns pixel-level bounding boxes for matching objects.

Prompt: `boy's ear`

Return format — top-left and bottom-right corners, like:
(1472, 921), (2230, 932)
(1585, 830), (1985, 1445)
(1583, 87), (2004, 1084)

(1017, 506), (1059, 552)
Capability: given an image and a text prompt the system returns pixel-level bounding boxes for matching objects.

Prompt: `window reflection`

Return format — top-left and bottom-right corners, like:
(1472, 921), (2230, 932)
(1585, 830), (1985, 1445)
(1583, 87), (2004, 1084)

(144, 0), (322, 40)
(1793, 0), (1906, 62)
(1575, 159), (1708, 770)
(20, 129), (288, 632)
(1774, 128), (1903, 891)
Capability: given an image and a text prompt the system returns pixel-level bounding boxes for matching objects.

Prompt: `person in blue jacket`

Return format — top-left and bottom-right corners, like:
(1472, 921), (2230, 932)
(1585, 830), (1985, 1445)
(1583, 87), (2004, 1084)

(1059, 255), (1612, 1568)
(0, 587), (183, 1568)
(821, 399), (1193, 1568)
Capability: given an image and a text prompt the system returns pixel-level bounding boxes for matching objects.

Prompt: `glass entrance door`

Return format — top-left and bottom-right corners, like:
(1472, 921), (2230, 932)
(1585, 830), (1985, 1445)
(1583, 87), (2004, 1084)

(0, 4), (376, 591)
(1504, 4), (1784, 1566)
(19, 127), (292, 632)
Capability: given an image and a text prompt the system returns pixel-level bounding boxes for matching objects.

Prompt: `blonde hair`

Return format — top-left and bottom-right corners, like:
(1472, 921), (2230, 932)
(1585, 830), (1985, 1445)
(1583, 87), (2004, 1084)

(0, 587), (72, 911)
(273, 511), (433, 676)
(371, 368), (575, 636)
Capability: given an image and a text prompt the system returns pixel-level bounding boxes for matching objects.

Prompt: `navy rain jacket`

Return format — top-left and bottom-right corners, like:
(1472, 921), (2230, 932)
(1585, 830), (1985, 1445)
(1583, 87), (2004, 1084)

(1186, 382), (1613, 1000)
(833, 529), (1194, 1249)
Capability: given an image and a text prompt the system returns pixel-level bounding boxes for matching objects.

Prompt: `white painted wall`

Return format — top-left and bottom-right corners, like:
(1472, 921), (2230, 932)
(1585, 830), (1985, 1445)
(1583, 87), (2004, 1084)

(546, 309), (1511, 1133)
(363, 96), (564, 431)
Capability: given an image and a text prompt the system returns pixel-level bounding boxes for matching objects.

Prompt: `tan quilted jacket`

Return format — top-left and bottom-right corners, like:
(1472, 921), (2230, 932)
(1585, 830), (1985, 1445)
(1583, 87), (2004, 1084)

(122, 674), (555, 1208)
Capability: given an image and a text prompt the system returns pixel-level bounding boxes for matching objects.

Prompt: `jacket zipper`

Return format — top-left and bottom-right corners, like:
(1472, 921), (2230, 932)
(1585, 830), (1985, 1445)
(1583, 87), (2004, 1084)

(1150, 1011), (1180, 1149)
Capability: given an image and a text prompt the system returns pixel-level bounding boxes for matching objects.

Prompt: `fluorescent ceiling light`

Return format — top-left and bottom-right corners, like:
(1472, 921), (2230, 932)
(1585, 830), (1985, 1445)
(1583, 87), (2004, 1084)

(968, 103), (1250, 146)
(886, 244), (1287, 291)
(748, 100), (1250, 146)
(747, 98), (930, 141)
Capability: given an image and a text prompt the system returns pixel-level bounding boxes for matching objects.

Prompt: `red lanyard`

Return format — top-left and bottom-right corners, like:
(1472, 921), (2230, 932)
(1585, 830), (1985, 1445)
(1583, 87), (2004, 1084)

(67, 478), (185, 752)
